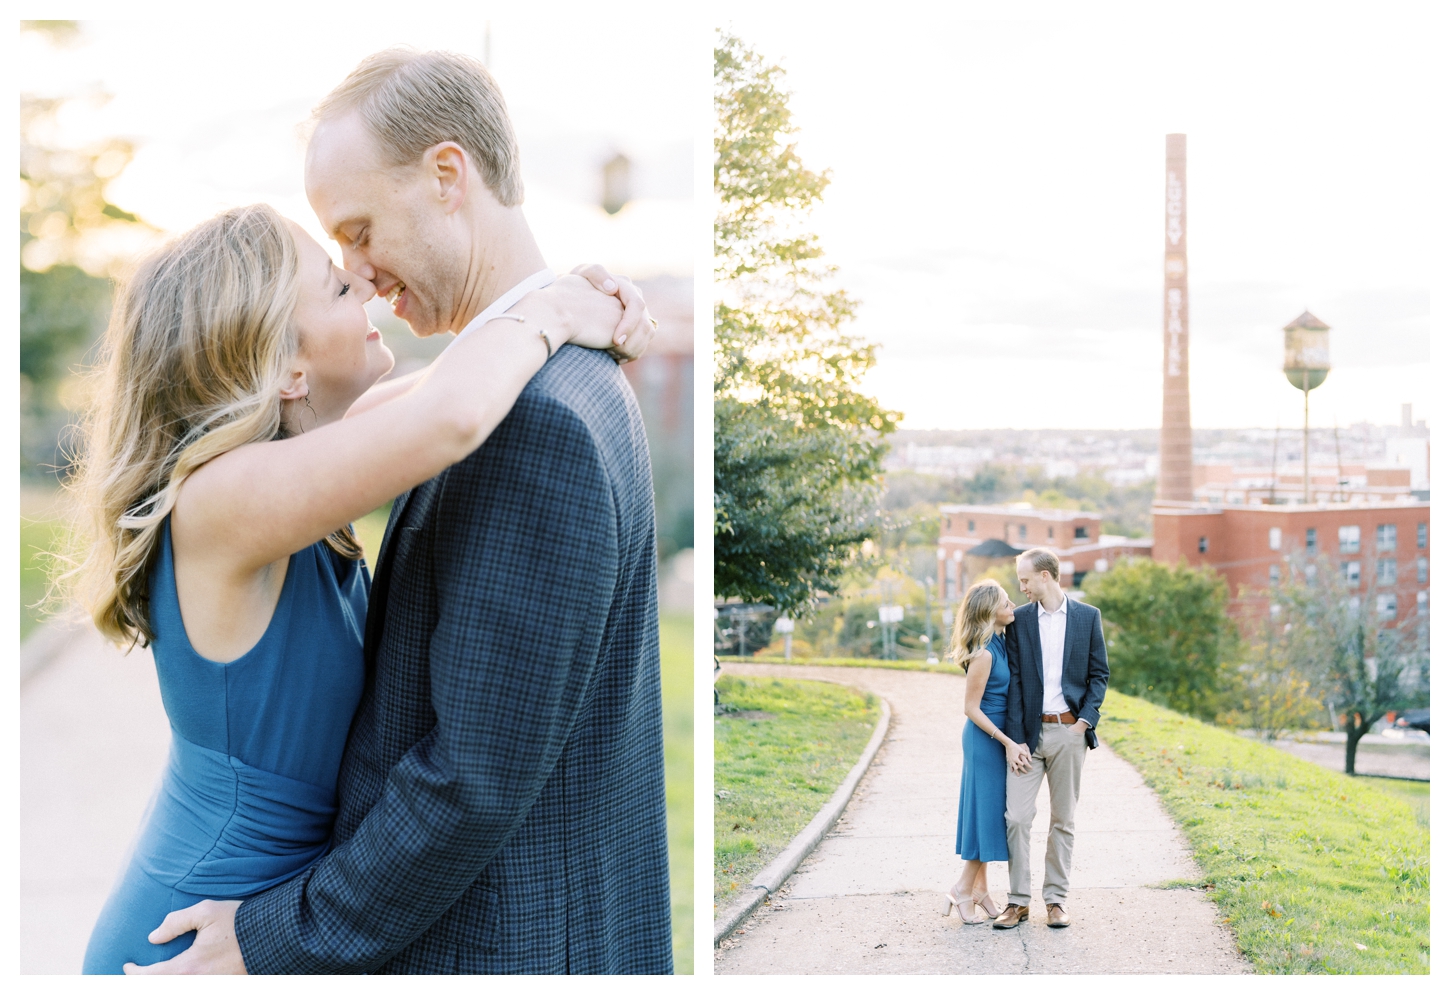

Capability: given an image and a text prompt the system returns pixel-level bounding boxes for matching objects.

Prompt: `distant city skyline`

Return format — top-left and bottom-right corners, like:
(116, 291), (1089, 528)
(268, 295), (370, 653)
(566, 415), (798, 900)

(721, 11), (1437, 430)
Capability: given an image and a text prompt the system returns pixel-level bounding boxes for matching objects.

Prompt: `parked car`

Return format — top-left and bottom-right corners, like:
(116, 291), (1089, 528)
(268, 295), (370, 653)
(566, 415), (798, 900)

(1394, 709), (1430, 734)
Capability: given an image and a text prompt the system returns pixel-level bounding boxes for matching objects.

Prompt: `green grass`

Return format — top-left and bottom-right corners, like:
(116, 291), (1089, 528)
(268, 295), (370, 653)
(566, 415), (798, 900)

(354, 504), (392, 572)
(1098, 690), (1429, 974)
(20, 506), (67, 640)
(719, 654), (960, 675)
(1367, 778), (1429, 829)
(714, 675), (877, 910)
(659, 610), (693, 974)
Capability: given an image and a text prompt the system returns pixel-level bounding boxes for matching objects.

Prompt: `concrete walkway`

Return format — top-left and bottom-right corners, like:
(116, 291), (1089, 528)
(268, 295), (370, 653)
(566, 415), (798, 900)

(715, 664), (1249, 975)
(20, 626), (171, 975)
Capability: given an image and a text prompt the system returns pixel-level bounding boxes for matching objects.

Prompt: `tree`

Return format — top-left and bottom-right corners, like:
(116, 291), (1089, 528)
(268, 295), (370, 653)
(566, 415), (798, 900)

(1081, 558), (1237, 721)
(1272, 556), (1429, 774)
(1216, 614), (1326, 741)
(21, 21), (157, 478)
(713, 33), (900, 614)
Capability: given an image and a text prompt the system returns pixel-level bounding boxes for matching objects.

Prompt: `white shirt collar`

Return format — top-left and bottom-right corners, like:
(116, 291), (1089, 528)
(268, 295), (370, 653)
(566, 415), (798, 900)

(442, 268), (556, 354)
(1037, 597), (1068, 618)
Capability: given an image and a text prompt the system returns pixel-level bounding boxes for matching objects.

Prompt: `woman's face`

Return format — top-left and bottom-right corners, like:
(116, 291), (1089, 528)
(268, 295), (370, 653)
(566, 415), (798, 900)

(993, 592), (1016, 627)
(286, 222), (393, 423)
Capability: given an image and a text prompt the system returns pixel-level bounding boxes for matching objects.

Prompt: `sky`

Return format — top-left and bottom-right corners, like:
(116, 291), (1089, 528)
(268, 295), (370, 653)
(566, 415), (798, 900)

(20, 13), (699, 279)
(721, 6), (1442, 431)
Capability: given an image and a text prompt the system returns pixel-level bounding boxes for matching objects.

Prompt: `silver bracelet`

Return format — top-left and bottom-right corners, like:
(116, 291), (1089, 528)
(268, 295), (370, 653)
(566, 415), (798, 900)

(481, 313), (553, 359)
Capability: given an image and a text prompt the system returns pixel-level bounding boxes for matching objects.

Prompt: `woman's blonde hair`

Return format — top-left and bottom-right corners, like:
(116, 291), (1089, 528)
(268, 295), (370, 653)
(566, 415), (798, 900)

(948, 578), (1009, 672)
(57, 203), (360, 649)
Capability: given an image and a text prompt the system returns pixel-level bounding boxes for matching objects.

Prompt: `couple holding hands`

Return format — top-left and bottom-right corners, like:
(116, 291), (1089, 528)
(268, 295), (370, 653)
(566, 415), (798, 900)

(946, 548), (1110, 930)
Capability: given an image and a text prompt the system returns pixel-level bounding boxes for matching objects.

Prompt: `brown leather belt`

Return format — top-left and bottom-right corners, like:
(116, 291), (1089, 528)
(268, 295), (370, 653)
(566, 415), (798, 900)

(1041, 710), (1077, 724)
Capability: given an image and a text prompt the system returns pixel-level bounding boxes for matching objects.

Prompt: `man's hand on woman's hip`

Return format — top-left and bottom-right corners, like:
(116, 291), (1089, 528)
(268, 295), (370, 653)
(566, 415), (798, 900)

(122, 899), (246, 975)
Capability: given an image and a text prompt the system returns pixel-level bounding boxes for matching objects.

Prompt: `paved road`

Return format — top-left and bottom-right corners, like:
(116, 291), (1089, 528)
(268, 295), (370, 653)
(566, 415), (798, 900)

(715, 664), (1249, 975)
(20, 627), (171, 975)
(1268, 738), (1429, 780)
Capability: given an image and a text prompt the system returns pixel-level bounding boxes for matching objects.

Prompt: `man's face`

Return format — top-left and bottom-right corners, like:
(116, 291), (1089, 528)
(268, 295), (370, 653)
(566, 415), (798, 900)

(304, 111), (466, 337)
(1016, 561), (1053, 603)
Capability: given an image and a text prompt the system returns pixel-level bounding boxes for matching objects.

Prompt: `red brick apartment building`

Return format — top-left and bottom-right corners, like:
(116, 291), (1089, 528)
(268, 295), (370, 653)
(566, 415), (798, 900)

(937, 504), (1152, 600)
(1153, 501), (1430, 626)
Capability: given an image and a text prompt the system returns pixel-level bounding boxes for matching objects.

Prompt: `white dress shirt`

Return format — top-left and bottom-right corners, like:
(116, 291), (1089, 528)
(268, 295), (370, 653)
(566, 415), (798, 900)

(1037, 597), (1069, 714)
(440, 268), (556, 357)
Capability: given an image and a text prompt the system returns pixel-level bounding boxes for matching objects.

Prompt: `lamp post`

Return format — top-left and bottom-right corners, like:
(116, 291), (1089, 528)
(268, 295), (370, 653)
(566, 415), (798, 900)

(1282, 311), (1331, 503)
(923, 578), (935, 663)
(774, 616), (795, 660)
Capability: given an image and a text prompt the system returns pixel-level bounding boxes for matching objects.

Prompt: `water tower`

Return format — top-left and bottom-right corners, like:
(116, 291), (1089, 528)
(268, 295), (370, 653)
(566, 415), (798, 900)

(1282, 311), (1330, 502)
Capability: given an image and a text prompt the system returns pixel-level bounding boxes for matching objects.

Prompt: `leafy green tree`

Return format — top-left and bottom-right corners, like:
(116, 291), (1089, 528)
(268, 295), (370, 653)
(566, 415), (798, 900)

(20, 23), (156, 478)
(1217, 615), (1326, 741)
(713, 33), (900, 614)
(1272, 556), (1429, 774)
(1081, 558), (1237, 720)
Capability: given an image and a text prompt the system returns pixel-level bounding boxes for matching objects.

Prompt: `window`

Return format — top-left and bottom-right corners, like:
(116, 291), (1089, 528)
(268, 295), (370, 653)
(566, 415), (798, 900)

(1348, 596), (1361, 612)
(1306, 527), (1318, 552)
(1376, 593), (1398, 619)
(1198, 536), (1209, 554)
(944, 516), (952, 532)
(1047, 526), (1055, 540)
(1305, 563), (1318, 584)
(1269, 564), (1281, 584)
(1074, 526), (1089, 540)
(1339, 525), (1360, 553)
(1418, 557), (1428, 584)
(1377, 524), (1397, 552)
(1269, 527), (1282, 551)
(967, 519), (975, 534)
(1418, 522), (1427, 549)
(1418, 590), (1429, 613)
(1342, 561), (1361, 586)
(1017, 524), (1028, 542)
(1378, 558), (1397, 586)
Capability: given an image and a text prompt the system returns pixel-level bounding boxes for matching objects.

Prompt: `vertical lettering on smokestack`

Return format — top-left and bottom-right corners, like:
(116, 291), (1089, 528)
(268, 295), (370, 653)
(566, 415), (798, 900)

(1159, 133), (1193, 502)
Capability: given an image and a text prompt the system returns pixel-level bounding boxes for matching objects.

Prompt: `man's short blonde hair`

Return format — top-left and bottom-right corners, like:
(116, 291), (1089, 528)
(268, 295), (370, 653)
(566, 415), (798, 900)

(1017, 547), (1060, 581)
(314, 48), (523, 206)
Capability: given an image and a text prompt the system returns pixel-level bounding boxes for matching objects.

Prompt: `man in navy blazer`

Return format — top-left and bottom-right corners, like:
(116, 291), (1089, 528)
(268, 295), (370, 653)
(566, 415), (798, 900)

(992, 548), (1109, 931)
(133, 49), (673, 973)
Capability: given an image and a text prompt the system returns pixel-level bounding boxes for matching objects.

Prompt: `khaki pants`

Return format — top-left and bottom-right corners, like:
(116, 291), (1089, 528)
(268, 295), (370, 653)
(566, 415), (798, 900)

(1005, 722), (1088, 906)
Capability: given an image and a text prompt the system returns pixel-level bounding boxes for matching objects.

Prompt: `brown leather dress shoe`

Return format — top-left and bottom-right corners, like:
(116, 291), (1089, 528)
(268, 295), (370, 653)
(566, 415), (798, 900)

(992, 904), (1029, 929)
(1046, 903), (1070, 928)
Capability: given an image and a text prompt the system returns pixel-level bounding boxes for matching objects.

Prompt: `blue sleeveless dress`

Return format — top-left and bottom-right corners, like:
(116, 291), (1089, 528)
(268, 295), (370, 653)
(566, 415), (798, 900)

(82, 520), (368, 973)
(955, 633), (1010, 861)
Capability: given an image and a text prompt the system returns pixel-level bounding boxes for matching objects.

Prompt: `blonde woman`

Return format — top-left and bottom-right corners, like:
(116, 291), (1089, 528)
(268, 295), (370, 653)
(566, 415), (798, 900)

(67, 204), (651, 973)
(942, 579), (1032, 923)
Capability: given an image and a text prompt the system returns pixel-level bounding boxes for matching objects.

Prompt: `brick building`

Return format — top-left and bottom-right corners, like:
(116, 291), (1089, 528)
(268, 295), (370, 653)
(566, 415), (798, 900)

(936, 503), (1152, 600)
(1193, 462), (1414, 505)
(1153, 500), (1430, 625)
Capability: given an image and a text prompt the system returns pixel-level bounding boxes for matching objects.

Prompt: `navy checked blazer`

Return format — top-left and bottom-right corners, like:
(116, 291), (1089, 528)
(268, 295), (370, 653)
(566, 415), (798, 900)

(1002, 598), (1110, 754)
(233, 346), (673, 974)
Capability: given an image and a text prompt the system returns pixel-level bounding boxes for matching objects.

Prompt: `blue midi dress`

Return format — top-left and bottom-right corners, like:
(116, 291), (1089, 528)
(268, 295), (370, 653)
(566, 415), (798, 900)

(955, 633), (1010, 862)
(82, 520), (368, 973)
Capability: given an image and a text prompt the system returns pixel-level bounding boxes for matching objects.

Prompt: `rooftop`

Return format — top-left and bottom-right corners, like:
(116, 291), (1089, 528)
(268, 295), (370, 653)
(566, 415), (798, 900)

(938, 503), (1102, 521)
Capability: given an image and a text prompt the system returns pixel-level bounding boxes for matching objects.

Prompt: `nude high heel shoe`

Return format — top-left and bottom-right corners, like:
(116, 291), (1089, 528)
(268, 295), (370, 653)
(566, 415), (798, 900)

(971, 891), (1003, 921)
(942, 888), (987, 924)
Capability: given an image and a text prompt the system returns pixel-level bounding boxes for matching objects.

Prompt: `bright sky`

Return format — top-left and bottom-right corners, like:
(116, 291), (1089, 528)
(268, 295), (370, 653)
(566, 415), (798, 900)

(722, 6), (1440, 430)
(20, 13), (699, 278)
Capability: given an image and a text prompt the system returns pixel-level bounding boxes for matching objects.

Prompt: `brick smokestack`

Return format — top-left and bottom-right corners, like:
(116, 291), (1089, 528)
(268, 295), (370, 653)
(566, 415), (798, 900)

(1158, 133), (1193, 501)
